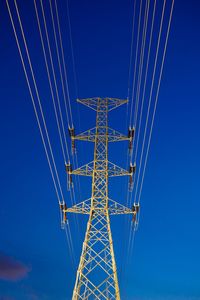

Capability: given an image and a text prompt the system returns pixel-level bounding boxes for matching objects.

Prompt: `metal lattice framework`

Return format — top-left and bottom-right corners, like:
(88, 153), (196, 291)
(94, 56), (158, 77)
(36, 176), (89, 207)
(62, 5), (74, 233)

(65, 98), (136, 299)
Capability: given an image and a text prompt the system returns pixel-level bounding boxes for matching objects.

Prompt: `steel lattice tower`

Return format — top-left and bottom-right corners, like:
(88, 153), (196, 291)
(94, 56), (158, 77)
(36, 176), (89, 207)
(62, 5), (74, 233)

(64, 98), (136, 299)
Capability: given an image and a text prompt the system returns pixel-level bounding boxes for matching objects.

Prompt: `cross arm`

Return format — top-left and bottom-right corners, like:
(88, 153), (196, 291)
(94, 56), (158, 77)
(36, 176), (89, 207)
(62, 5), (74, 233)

(72, 127), (130, 143)
(63, 198), (135, 216)
(66, 161), (135, 177)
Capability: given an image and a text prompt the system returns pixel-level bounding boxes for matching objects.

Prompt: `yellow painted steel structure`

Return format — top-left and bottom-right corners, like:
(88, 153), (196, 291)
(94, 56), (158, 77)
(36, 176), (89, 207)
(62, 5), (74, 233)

(65, 98), (135, 299)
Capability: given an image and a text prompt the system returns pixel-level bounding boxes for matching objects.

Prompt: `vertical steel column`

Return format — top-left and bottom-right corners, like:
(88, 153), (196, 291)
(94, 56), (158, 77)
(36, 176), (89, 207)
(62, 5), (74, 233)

(72, 98), (120, 299)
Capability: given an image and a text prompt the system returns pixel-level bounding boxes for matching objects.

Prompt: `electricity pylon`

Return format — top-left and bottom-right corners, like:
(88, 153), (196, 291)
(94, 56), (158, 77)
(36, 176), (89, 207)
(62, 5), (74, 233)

(63, 98), (137, 299)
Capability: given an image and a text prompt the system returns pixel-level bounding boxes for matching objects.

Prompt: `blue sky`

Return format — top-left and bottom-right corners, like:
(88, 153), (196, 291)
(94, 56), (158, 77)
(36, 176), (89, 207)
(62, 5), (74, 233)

(0, 0), (200, 299)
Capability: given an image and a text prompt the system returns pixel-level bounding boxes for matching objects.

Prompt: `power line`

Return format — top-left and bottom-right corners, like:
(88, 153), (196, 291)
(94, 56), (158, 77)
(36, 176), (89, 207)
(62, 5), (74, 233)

(34, 0), (81, 229)
(8, 0), (65, 202)
(132, 0), (150, 129)
(134, 0), (157, 162)
(51, 0), (74, 128)
(127, 0), (137, 101)
(133, 0), (167, 205)
(128, 0), (174, 271)
(34, 0), (69, 163)
(129, 0), (143, 127)
(7, 0), (175, 297)
(7, 0), (78, 268)
(39, 0), (70, 160)
(121, 0), (147, 287)
(51, 0), (82, 218)
(133, 0), (150, 131)
(123, 0), (152, 276)
(65, 0), (79, 100)
(54, 0), (83, 213)
(64, 222), (76, 270)
(122, 1), (174, 294)
(127, 1), (157, 232)
(137, 0), (174, 207)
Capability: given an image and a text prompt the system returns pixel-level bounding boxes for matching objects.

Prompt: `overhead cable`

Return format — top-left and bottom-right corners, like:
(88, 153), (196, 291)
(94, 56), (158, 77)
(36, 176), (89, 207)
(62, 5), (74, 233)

(129, 0), (143, 127)
(50, 0), (73, 128)
(34, 0), (69, 163)
(134, 0), (157, 162)
(133, 0), (167, 205)
(7, 0), (65, 203)
(39, 0), (70, 161)
(137, 0), (174, 207)
(133, 0), (150, 130)
(127, 0), (137, 101)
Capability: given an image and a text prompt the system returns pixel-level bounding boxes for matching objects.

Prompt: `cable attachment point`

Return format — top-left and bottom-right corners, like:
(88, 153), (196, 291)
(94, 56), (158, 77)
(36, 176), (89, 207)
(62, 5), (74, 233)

(129, 162), (136, 191)
(60, 201), (67, 229)
(65, 161), (73, 190)
(132, 202), (140, 224)
(68, 127), (75, 154)
(128, 126), (135, 155)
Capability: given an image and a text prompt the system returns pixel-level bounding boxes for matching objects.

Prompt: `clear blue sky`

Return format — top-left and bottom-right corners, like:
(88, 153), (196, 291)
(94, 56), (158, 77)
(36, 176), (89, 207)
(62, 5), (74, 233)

(0, 0), (200, 299)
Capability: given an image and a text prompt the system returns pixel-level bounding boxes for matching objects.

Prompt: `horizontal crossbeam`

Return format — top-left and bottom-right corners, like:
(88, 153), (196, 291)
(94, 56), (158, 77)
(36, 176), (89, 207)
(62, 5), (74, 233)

(73, 127), (130, 143)
(65, 198), (133, 215)
(68, 161), (131, 177)
(77, 97), (128, 112)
